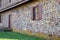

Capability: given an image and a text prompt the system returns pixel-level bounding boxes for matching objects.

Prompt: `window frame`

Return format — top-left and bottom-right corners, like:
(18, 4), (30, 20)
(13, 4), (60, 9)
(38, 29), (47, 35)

(32, 4), (42, 21)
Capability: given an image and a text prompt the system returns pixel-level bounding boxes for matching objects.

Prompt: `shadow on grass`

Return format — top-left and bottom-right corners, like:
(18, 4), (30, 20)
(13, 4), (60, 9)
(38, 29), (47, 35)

(0, 32), (46, 40)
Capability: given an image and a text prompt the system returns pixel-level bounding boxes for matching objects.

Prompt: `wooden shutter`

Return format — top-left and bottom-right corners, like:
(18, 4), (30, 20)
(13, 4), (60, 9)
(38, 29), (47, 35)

(0, 14), (1, 23)
(8, 15), (11, 28)
(33, 7), (36, 20)
(38, 4), (42, 20)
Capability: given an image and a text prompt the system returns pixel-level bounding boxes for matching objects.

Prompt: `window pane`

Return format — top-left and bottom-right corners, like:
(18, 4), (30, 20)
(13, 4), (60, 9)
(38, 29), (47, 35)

(35, 6), (39, 19)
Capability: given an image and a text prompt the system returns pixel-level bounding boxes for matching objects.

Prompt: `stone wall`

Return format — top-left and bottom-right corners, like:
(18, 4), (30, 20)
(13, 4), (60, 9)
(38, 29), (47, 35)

(1, 12), (10, 28)
(1, 0), (60, 36)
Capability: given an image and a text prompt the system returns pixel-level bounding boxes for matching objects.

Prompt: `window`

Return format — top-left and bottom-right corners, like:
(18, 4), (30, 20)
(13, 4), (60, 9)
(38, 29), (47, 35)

(9, 0), (11, 3)
(0, 0), (2, 7)
(32, 4), (42, 20)
(0, 14), (1, 23)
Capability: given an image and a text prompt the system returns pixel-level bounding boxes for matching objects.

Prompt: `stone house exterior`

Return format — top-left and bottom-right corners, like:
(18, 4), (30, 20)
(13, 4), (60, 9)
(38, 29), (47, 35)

(0, 0), (60, 39)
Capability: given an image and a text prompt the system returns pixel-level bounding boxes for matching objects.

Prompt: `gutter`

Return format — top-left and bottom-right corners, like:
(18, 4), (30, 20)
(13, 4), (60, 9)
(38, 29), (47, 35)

(0, 0), (30, 13)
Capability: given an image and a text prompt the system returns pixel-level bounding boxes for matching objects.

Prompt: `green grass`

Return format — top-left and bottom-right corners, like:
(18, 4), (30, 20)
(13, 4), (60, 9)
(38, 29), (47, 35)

(0, 32), (46, 40)
(0, 38), (18, 40)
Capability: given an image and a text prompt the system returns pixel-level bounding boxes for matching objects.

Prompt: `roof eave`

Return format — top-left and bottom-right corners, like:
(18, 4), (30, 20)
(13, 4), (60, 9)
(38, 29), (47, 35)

(0, 0), (30, 13)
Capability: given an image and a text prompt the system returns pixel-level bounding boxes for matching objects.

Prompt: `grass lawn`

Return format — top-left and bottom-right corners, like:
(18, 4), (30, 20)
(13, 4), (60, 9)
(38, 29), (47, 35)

(0, 32), (46, 40)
